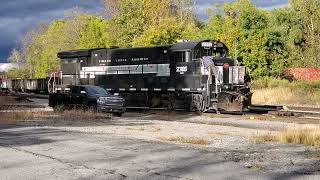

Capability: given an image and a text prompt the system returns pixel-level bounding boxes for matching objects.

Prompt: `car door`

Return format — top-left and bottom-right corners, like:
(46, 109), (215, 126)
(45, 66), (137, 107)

(78, 86), (88, 106)
(70, 86), (81, 105)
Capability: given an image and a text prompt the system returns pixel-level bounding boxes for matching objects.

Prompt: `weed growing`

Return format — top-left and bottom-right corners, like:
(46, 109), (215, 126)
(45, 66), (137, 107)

(254, 125), (320, 146)
(252, 77), (320, 105)
(159, 136), (209, 145)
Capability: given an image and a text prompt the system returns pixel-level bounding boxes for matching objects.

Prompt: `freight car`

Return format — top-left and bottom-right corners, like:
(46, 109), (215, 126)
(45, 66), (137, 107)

(57, 40), (252, 112)
(2, 77), (60, 94)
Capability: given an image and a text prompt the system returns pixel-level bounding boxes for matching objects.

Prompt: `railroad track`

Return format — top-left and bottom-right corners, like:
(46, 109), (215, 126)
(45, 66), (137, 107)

(280, 106), (320, 118)
(249, 105), (320, 118)
(2, 93), (320, 118)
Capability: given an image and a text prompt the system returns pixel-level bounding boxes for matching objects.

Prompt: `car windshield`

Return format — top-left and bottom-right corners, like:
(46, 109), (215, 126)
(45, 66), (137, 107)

(85, 86), (109, 96)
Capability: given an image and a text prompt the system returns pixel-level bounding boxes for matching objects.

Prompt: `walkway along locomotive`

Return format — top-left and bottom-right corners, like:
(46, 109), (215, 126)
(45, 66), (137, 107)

(57, 40), (252, 112)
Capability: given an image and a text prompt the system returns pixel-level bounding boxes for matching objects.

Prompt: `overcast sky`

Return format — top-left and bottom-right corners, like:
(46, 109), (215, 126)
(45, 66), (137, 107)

(0, 0), (288, 63)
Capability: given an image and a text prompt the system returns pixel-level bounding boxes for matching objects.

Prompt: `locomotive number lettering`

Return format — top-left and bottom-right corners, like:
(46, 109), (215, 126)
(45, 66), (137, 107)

(201, 42), (213, 48)
(176, 66), (188, 74)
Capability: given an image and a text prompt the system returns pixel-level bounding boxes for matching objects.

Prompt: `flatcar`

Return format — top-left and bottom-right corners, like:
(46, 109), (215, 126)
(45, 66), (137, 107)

(57, 40), (252, 112)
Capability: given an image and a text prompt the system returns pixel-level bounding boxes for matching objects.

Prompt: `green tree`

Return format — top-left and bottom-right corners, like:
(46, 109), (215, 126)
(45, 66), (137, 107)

(108, 0), (145, 47)
(106, 0), (198, 47)
(20, 12), (110, 78)
(289, 0), (320, 67)
(76, 15), (108, 48)
(132, 17), (196, 46)
(202, 0), (289, 78)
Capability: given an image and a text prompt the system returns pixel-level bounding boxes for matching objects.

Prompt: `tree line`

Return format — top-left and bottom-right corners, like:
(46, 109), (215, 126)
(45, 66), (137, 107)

(7, 0), (320, 79)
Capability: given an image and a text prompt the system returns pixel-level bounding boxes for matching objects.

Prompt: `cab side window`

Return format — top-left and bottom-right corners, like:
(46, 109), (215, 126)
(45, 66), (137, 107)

(173, 51), (191, 62)
(173, 52), (185, 62)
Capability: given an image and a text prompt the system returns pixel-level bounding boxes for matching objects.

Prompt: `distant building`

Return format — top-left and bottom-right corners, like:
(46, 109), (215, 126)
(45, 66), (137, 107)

(0, 63), (20, 72)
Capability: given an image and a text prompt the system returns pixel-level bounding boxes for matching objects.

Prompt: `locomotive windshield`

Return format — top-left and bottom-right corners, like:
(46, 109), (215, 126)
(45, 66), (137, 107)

(195, 49), (225, 59)
(194, 41), (228, 59)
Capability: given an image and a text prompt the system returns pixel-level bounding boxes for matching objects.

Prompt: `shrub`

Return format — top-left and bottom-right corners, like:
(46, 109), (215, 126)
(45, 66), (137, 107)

(252, 77), (320, 90)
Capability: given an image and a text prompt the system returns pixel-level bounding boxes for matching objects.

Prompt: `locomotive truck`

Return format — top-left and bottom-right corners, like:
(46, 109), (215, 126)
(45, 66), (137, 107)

(56, 40), (252, 112)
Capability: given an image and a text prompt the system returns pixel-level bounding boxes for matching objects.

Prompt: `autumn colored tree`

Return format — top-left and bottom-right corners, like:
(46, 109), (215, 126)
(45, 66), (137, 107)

(103, 0), (120, 17)
(7, 0), (320, 79)
(15, 12), (109, 78)
(106, 0), (199, 47)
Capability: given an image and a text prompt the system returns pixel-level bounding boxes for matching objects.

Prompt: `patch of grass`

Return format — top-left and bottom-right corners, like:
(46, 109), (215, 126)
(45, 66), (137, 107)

(208, 131), (228, 136)
(277, 126), (320, 146)
(0, 108), (109, 124)
(245, 163), (265, 171)
(252, 87), (320, 105)
(253, 164), (265, 171)
(0, 111), (50, 123)
(252, 133), (276, 144)
(127, 126), (161, 132)
(252, 77), (320, 105)
(0, 96), (15, 106)
(206, 121), (266, 130)
(159, 136), (209, 145)
(207, 121), (245, 128)
(138, 127), (145, 131)
(126, 127), (146, 131)
(252, 77), (320, 90)
(254, 125), (320, 146)
(151, 126), (161, 132)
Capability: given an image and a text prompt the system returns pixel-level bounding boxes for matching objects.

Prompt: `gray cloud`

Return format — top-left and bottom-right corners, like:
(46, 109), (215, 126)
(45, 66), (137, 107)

(194, 0), (288, 19)
(0, 0), (288, 63)
(0, 0), (102, 62)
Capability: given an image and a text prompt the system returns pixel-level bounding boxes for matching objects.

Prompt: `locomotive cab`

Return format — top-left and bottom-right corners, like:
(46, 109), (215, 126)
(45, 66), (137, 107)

(192, 40), (251, 112)
(169, 40), (251, 112)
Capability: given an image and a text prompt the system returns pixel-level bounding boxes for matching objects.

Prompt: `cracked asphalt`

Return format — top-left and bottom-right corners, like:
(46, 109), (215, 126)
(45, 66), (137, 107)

(0, 122), (319, 180)
(0, 124), (269, 180)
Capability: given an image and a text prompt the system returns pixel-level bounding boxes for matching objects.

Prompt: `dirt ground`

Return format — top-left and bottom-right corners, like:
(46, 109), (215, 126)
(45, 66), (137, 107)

(1, 97), (320, 179)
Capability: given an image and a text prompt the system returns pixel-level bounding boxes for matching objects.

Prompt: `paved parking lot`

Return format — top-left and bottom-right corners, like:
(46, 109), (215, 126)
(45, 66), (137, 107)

(1, 112), (320, 179)
(0, 125), (268, 180)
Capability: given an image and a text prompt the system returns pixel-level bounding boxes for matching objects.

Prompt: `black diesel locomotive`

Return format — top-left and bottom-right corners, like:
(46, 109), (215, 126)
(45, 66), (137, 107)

(57, 40), (252, 112)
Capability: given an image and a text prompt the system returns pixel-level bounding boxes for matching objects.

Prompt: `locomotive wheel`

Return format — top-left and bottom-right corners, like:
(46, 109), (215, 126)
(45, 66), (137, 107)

(186, 94), (204, 112)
